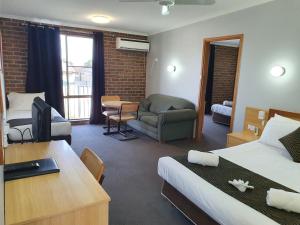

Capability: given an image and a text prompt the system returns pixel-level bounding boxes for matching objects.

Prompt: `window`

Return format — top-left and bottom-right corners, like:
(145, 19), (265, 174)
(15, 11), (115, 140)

(60, 34), (93, 120)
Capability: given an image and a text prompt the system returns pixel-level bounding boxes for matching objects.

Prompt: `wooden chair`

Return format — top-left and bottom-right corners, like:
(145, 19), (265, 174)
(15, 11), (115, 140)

(80, 148), (105, 184)
(108, 102), (139, 135)
(101, 95), (120, 128)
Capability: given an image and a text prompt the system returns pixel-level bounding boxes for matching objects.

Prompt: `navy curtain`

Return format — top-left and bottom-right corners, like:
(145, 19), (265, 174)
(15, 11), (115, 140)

(205, 44), (216, 114)
(26, 24), (65, 117)
(90, 32), (105, 124)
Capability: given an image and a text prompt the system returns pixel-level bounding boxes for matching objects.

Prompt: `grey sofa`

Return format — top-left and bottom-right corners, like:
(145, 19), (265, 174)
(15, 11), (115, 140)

(128, 94), (197, 142)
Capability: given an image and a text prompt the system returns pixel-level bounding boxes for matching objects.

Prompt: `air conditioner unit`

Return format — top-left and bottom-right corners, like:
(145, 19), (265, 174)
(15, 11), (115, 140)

(116, 37), (150, 52)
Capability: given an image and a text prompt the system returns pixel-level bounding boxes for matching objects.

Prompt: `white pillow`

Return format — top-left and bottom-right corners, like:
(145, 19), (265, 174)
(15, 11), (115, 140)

(273, 114), (300, 124)
(7, 92), (45, 111)
(259, 118), (300, 149)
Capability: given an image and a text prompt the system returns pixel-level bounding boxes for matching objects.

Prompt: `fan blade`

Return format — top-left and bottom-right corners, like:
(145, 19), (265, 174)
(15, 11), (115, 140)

(175, 0), (215, 5)
(119, 0), (156, 2)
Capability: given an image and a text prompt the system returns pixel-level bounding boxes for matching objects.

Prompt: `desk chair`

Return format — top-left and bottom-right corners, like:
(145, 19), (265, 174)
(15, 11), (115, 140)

(80, 148), (105, 184)
(101, 95), (120, 129)
(108, 103), (139, 140)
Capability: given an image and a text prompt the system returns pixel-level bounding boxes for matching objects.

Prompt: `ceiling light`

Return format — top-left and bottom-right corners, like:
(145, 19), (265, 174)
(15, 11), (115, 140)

(167, 65), (176, 72)
(91, 16), (111, 24)
(270, 65), (286, 77)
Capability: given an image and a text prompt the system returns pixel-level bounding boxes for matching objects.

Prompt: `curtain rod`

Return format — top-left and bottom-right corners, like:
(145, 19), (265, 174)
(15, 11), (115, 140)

(20, 22), (57, 29)
(20, 22), (93, 34)
(19, 22), (115, 36)
(60, 28), (93, 35)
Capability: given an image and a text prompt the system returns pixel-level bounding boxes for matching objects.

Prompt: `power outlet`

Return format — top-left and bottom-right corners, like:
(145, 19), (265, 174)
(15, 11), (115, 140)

(247, 124), (256, 131)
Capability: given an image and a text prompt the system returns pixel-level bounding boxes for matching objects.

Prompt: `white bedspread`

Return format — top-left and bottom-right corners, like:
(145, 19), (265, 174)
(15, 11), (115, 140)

(211, 104), (232, 116)
(6, 108), (71, 141)
(158, 141), (300, 225)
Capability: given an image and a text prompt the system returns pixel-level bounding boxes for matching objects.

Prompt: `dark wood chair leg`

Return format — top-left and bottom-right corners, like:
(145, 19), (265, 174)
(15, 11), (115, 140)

(117, 121), (121, 132)
(107, 118), (111, 134)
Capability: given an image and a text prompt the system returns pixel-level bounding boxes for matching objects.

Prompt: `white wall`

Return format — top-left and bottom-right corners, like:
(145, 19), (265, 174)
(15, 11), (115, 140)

(146, 0), (300, 131)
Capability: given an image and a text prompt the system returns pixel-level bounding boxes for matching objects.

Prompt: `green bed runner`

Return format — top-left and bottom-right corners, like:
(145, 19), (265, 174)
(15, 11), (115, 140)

(173, 155), (300, 225)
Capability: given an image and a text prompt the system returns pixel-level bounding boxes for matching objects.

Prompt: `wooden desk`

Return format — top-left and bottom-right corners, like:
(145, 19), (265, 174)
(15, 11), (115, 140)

(5, 141), (110, 225)
(102, 100), (132, 109)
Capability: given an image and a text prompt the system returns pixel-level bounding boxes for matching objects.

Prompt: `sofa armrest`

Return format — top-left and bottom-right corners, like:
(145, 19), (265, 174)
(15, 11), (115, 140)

(158, 109), (197, 124)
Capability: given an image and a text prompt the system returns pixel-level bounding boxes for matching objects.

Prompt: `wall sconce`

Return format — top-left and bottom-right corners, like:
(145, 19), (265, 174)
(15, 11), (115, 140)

(167, 65), (176, 72)
(258, 110), (266, 127)
(270, 65), (286, 77)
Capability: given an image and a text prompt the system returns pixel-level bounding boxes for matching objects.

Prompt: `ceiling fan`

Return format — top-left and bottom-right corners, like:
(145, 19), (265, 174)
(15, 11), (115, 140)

(119, 0), (216, 16)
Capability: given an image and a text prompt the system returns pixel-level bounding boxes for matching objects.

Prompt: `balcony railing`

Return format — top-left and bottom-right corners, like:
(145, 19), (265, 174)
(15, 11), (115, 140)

(64, 96), (91, 120)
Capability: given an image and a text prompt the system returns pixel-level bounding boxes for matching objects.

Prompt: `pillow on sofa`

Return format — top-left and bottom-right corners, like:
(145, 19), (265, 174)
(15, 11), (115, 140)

(7, 92), (45, 111)
(139, 99), (151, 111)
(279, 127), (300, 162)
(168, 106), (177, 110)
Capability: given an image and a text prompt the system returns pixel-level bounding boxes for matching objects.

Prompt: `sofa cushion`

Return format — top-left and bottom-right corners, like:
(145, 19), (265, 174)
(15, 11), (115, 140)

(137, 111), (156, 120)
(140, 115), (159, 128)
(148, 94), (195, 114)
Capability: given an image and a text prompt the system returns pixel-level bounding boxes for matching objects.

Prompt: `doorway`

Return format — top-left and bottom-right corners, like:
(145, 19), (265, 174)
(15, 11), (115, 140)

(196, 34), (244, 143)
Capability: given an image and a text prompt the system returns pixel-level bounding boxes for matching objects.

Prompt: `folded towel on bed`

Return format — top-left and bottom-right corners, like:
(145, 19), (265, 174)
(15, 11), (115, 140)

(266, 188), (300, 213)
(187, 150), (219, 167)
(228, 179), (254, 192)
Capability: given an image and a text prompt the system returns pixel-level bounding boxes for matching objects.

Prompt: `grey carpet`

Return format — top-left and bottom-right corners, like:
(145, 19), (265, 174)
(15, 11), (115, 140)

(71, 118), (228, 225)
(170, 115), (229, 151)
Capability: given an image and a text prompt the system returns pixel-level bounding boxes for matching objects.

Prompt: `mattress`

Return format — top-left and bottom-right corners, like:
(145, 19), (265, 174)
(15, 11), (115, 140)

(158, 141), (300, 225)
(6, 108), (71, 141)
(211, 104), (232, 116)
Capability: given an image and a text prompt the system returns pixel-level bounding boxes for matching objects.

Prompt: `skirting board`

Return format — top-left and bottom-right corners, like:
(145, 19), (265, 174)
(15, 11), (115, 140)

(161, 180), (219, 225)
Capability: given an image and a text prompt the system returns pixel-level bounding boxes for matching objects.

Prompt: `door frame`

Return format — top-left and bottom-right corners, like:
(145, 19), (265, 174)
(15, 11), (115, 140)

(195, 34), (244, 142)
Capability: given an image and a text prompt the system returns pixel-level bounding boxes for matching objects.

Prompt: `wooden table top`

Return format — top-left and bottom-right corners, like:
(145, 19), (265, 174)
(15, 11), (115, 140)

(5, 141), (110, 225)
(102, 100), (132, 108)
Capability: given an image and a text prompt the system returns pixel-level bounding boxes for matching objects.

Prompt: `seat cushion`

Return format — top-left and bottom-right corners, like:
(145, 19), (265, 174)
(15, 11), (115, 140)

(102, 110), (118, 116)
(110, 113), (136, 122)
(140, 115), (158, 128)
(137, 111), (156, 120)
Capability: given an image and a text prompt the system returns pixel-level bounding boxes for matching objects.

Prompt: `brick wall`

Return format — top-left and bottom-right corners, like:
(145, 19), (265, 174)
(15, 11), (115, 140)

(211, 45), (238, 104)
(0, 19), (27, 93)
(0, 18), (147, 101)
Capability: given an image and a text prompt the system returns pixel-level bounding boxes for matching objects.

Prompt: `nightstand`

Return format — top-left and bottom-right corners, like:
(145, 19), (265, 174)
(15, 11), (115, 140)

(227, 131), (260, 147)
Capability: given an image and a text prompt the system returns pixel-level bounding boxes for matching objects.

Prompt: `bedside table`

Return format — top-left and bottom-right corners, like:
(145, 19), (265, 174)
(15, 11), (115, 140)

(227, 131), (260, 147)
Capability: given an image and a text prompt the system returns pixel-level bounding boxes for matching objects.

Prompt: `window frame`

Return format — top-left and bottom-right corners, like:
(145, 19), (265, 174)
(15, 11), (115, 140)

(60, 32), (93, 120)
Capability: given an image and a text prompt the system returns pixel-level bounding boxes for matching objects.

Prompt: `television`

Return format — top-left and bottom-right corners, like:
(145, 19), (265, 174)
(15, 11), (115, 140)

(32, 97), (51, 142)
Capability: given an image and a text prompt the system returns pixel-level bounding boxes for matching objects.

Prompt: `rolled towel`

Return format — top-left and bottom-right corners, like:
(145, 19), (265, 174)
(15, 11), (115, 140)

(266, 188), (300, 214)
(187, 150), (219, 167)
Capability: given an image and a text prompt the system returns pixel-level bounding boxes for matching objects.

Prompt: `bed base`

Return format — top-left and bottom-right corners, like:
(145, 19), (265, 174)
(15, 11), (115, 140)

(212, 112), (231, 126)
(161, 181), (219, 225)
(8, 135), (72, 145)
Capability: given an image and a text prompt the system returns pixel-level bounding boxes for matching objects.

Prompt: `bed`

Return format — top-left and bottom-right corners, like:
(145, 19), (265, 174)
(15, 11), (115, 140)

(5, 92), (72, 144)
(211, 101), (232, 126)
(158, 109), (300, 225)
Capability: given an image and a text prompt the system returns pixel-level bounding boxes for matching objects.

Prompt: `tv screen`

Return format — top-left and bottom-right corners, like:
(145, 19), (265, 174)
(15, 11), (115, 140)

(32, 97), (51, 142)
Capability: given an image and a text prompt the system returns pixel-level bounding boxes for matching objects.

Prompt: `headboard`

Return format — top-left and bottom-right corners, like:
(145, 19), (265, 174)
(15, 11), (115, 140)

(268, 108), (300, 121)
